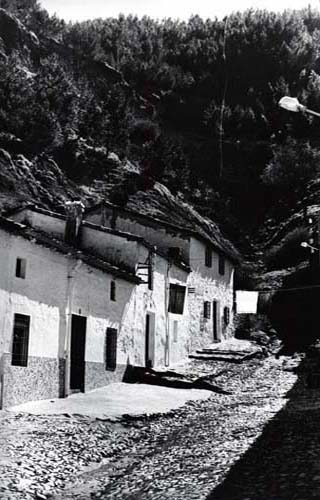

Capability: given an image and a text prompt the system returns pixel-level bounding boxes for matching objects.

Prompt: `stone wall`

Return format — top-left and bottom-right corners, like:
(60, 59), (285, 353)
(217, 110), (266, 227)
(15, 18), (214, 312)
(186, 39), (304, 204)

(187, 270), (235, 353)
(1, 354), (64, 408)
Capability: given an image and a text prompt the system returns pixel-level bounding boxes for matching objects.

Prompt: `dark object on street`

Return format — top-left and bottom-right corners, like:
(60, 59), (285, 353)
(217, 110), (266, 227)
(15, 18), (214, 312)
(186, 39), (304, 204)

(124, 366), (232, 394)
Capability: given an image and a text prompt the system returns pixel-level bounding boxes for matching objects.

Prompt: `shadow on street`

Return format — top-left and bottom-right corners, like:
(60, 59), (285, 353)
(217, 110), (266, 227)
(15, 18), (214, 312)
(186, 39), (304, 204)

(206, 353), (320, 500)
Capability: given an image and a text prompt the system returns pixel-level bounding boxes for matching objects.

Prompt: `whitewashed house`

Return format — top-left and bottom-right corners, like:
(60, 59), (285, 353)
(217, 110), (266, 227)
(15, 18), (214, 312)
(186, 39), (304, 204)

(0, 203), (190, 408)
(86, 201), (238, 352)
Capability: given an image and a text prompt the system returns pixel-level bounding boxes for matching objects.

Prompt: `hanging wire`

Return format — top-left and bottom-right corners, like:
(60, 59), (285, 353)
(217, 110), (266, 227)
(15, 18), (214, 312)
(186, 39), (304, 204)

(219, 15), (229, 178)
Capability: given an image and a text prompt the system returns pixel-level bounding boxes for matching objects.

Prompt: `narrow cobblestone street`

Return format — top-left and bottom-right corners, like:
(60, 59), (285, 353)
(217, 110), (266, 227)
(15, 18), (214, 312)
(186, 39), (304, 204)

(0, 355), (305, 500)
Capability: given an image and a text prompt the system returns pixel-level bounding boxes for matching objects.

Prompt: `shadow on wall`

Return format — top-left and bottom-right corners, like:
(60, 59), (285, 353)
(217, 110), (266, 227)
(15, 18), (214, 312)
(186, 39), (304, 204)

(206, 352), (320, 500)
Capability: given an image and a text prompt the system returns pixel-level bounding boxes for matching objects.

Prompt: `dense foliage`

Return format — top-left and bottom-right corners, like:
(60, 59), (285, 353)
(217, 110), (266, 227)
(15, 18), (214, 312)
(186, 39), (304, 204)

(2, 1), (320, 250)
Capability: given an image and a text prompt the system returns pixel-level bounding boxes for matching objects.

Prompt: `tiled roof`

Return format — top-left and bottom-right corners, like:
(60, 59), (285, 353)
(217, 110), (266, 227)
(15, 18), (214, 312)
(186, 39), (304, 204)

(87, 194), (241, 263)
(4, 204), (190, 273)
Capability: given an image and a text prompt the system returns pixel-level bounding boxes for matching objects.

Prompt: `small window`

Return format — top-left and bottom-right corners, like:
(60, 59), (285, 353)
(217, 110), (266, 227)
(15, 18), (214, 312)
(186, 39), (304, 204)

(205, 246), (212, 267)
(173, 320), (178, 343)
(15, 258), (26, 279)
(110, 280), (116, 301)
(11, 314), (30, 367)
(204, 301), (211, 319)
(168, 284), (186, 314)
(106, 328), (117, 370)
(224, 306), (230, 326)
(219, 255), (225, 275)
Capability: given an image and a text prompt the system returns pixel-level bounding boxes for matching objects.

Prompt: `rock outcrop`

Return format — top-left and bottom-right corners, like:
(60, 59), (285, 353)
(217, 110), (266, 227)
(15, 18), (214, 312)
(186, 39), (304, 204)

(0, 8), (39, 60)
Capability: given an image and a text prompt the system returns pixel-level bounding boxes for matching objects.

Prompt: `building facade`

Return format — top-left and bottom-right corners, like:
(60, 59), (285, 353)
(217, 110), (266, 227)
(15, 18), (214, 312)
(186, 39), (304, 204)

(0, 205), (190, 408)
(0, 200), (238, 408)
(87, 201), (237, 351)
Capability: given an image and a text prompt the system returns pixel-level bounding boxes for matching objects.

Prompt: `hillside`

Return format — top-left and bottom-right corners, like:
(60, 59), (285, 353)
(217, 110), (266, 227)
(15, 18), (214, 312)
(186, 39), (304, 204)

(2, 2), (320, 336)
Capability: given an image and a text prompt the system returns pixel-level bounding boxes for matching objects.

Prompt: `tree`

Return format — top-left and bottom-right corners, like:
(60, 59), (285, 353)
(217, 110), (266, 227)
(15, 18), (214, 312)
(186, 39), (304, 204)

(262, 137), (320, 214)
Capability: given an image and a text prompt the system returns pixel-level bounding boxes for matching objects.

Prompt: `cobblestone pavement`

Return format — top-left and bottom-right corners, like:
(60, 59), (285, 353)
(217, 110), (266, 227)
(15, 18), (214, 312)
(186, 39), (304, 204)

(0, 356), (302, 500)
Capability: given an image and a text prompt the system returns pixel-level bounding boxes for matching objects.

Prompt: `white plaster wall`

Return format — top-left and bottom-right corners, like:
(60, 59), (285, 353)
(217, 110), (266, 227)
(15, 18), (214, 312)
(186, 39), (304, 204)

(10, 209), (66, 239)
(87, 210), (190, 262)
(121, 255), (189, 368)
(71, 266), (135, 366)
(85, 213), (236, 358)
(0, 216), (236, 389)
(0, 233), (69, 360)
(187, 268), (235, 352)
(81, 225), (140, 271)
(0, 226), (189, 381)
(189, 237), (234, 285)
(0, 229), (137, 373)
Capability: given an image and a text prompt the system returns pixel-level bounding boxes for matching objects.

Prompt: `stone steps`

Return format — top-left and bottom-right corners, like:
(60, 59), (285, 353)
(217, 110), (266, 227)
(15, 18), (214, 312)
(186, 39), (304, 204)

(189, 347), (262, 363)
(197, 348), (253, 355)
(189, 353), (247, 363)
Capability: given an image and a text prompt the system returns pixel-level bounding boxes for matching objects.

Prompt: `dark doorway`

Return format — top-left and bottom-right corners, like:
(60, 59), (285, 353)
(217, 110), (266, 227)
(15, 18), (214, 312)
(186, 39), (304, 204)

(70, 315), (87, 392)
(106, 328), (117, 371)
(145, 313), (155, 368)
(213, 300), (221, 342)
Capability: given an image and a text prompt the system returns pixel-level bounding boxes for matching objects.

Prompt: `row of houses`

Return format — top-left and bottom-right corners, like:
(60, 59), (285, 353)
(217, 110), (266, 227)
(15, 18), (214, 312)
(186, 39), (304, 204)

(0, 199), (238, 408)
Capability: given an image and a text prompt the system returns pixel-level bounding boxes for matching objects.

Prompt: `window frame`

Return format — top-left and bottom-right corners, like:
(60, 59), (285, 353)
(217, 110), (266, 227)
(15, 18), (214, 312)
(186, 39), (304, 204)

(168, 284), (186, 315)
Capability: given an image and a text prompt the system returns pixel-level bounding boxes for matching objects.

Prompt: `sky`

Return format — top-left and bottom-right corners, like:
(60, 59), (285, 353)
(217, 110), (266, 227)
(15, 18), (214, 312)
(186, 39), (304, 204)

(39, 0), (320, 22)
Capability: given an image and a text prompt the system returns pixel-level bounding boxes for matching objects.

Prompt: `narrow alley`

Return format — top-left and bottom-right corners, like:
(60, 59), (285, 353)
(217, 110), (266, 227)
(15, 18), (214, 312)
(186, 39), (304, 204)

(1, 353), (307, 500)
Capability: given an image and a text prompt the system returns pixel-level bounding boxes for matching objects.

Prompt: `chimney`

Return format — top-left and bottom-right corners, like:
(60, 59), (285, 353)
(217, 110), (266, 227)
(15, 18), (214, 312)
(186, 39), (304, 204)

(64, 201), (85, 246)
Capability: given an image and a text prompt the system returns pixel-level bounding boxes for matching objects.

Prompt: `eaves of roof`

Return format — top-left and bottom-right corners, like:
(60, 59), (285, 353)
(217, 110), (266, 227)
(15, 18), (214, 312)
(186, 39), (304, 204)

(0, 216), (142, 284)
(84, 220), (191, 273)
(4, 205), (191, 273)
(86, 201), (240, 263)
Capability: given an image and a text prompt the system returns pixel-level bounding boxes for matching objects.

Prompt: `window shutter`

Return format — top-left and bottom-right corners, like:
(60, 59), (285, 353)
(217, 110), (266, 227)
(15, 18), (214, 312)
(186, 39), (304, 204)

(11, 314), (30, 367)
(205, 246), (212, 267)
(168, 284), (186, 314)
(110, 281), (116, 301)
(223, 307), (230, 325)
(106, 328), (117, 371)
(219, 255), (225, 275)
